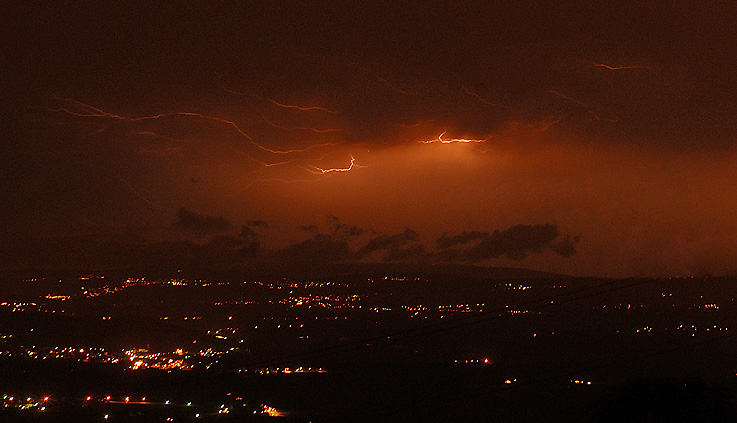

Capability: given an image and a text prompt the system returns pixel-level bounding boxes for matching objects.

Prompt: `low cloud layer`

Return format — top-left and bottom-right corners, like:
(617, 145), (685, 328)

(437, 224), (579, 261)
(269, 219), (576, 266)
(0, 215), (577, 276)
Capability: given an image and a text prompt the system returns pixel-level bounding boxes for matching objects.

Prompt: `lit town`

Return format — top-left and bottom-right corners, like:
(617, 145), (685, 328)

(3, 268), (737, 421)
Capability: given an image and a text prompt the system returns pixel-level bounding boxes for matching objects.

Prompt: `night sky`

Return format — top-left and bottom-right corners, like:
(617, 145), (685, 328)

(3, 1), (737, 277)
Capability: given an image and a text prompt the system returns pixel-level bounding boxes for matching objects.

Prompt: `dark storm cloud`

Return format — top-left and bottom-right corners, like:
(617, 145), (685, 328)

(272, 217), (366, 264)
(0, 216), (576, 276)
(437, 231), (488, 249)
(237, 222), (576, 266)
(206, 225), (260, 257)
(437, 224), (578, 261)
(325, 215), (364, 237)
(275, 233), (353, 265)
(333, 222), (364, 238)
(273, 227), (424, 265)
(383, 244), (428, 263)
(341, 225), (364, 237)
(270, 219), (428, 265)
(246, 220), (269, 229)
(239, 225), (257, 239)
(173, 208), (232, 234)
(236, 226), (260, 255)
(297, 225), (320, 233)
(359, 229), (419, 256)
(551, 235), (580, 258)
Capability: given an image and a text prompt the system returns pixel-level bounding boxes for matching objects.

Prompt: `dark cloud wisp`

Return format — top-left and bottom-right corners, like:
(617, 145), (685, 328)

(436, 224), (578, 262)
(173, 208), (232, 234)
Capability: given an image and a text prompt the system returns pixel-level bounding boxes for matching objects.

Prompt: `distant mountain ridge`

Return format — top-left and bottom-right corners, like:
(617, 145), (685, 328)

(248, 262), (567, 280)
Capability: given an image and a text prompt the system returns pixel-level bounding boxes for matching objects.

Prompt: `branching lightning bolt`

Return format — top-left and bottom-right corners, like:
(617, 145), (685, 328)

(307, 155), (364, 174)
(224, 88), (340, 114)
(48, 97), (370, 191)
(49, 97), (335, 155)
(548, 91), (616, 123)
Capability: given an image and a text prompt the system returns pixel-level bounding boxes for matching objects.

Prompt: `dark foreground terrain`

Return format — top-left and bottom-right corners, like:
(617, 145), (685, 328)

(3, 269), (737, 422)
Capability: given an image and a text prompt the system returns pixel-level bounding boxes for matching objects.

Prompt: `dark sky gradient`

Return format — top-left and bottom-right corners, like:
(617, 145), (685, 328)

(3, 1), (737, 277)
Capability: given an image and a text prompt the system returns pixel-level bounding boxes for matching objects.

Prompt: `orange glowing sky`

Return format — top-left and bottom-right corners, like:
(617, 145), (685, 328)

(3, 1), (737, 277)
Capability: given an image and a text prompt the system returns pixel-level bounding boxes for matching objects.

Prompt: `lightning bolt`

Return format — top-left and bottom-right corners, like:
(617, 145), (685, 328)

(237, 155), (366, 190)
(537, 117), (562, 132)
(307, 155), (365, 174)
(418, 131), (488, 144)
(375, 76), (416, 95)
(132, 131), (183, 142)
(48, 98), (170, 120)
(49, 97), (369, 191)
(49, 97), (336, 155)
(265, 98), (339, 114)
(399, 119), (434, 129)
(462, 86), (508, 108)
(591, 63), (652, 71)
(224, 88), (340, 114)
(131, 131), (187, 153)
(548, 91), (616, 123)
(43, 139), (175, 212)
(257, 113), (341, 133)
